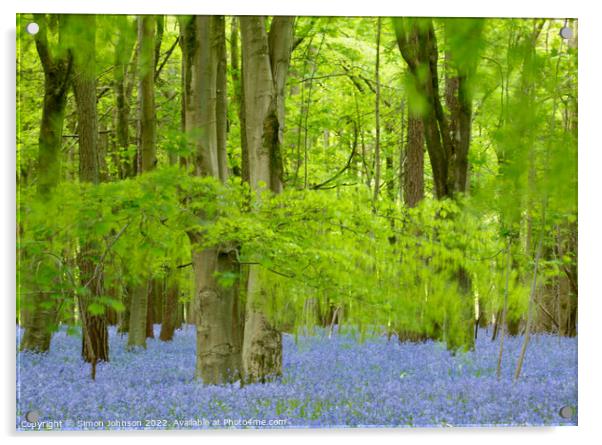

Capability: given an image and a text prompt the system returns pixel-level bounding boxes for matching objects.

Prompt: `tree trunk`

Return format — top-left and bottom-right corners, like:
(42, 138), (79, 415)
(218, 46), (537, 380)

(240, 16), (294, 383)
(192, 248), (243, 383)
(72, 14), (109, 363)
(404, 105), (424, 207)
(127, 15), (158, 350)
(113, 16), (136, 178)
(127, 281), (149, 349)
(138, 15), (157, 172)
(20, 14), (72, 353)
(372, 18), (382, 204)
(146, 285), (155, 339)
(215, 16), (229, 182)
(118, 287), (130, 334)
(180, 16), (243, 384)
(159, 279), (179, 341)
(230, 17), (246, 179)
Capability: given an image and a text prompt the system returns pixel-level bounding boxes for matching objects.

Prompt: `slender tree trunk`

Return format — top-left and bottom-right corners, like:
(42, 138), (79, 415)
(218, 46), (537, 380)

(230, 17), (248, 181)
(118, 287), (130, 334)
(71, 14), (109, 364)
(127, 15), (157, 350)
(138, 15), (157, 172)
(373, 18), (382, 204)
(404, 103), (424, 207)
(215, 16), (229, 182)
(113, 16), (136, 178)
(146, 285), (155, 339)
(496, 240), (512, 378)
(515, 233), (544, 380)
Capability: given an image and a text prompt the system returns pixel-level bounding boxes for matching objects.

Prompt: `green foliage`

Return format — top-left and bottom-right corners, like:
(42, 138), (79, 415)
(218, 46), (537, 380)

(16, 15), (577, 349)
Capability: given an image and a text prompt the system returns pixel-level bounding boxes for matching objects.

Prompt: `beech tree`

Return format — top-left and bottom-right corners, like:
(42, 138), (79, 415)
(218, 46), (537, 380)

(239, 16), (295, 383)
(180, 15), (242, 384)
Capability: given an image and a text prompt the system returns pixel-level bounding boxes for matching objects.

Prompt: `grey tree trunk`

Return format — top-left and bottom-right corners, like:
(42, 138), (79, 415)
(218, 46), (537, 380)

(180, 16), (243, 384)
(192, 248), (242, 383)
(240, 16), (294, 383)
(138, 15), (157, 172)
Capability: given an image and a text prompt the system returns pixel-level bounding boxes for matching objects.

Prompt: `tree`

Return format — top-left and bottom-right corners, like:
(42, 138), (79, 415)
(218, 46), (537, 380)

(127, 15), (157, 350)
(159, 274), (180, 341)
(403, 109), (425, 208)
(70, 14), (110, 364)
(394, 18), (484, 350)
(239, 16), (295, 383)
(20, 14), (72, 353)
(394, 18), (482, 200)
(372, 17), (382, 204)
(180, 15), (243, 384)
(112, 16), (137, 179)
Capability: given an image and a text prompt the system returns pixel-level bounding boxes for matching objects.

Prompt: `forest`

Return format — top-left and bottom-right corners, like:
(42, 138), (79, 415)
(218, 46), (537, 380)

(16, 14), (577, 429)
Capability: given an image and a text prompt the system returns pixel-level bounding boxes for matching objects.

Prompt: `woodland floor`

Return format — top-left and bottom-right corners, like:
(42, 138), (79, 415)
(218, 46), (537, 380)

(16, 325), (577, 430)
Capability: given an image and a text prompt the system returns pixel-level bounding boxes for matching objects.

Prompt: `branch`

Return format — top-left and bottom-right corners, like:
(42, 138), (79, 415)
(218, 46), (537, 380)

(33, 14), (53, 73)
(155, 36), (179, 81)
(310, 143), (356, 190)
(239, 262), (295, 279)
(536, 300), (560, 330)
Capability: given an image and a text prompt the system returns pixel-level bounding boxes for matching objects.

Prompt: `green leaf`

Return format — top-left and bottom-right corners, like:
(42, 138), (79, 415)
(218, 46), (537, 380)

(87, 302), (105, 315)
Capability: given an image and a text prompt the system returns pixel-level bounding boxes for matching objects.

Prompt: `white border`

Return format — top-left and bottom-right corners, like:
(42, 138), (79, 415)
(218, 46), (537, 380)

(5, 0), (589, 17)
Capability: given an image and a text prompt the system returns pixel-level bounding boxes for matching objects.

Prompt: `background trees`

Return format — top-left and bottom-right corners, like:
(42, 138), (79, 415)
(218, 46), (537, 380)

(17, 15), (578, 383)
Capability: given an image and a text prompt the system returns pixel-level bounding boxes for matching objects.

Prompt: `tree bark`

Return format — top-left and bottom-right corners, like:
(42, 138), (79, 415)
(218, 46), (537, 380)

(138, 15), (157, 172)
(192, 248), (243, 383)
(404, 103), (425, 208)
(159, 278), (179, 341)
(146, 284), (155, 339)
(215, 16), (229, 182)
